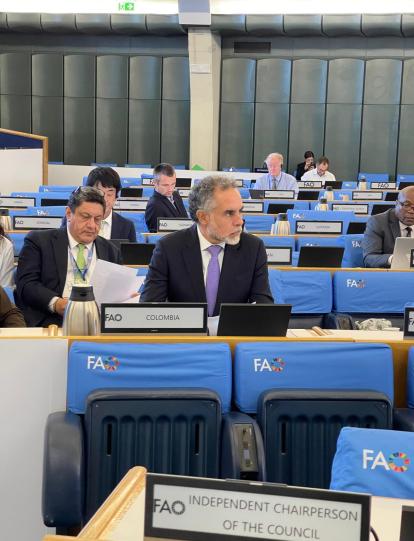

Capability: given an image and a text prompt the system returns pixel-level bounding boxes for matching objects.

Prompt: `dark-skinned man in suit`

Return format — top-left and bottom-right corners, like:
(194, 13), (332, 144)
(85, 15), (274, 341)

(16, 187), (121, 327)
(140, 175), (274, 315)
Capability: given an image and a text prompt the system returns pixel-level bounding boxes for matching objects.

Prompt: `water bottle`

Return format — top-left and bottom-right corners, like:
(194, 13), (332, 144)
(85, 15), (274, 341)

(358, 176), (367, 191)
(323, 186), (334, 201)
(62, 285), (100, 336)
(273, 213), (291, 235)
(0, 209), (12, 231)
(316, 197), (328, 211)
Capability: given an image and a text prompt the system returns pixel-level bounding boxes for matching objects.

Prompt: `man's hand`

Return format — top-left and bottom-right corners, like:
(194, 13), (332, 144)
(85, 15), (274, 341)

(55, 297), (68, 316)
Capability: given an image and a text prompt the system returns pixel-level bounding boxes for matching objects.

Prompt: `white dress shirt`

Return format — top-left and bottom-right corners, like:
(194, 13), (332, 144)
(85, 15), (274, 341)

(0, 236), (15, 287)
(197, 226), (225, 285)
(48, 228), (97, 312)
(301, 169), (336, 184)
(99, 211), (113, 239)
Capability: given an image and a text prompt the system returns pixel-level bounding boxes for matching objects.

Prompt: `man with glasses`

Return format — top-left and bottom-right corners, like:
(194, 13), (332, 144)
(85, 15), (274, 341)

(145, 163), (188, 232)
(16, 187), (121, 327)
(362, 186), (414, 267)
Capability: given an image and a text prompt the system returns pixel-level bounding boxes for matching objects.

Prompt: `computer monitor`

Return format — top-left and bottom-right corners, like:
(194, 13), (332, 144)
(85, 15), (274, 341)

(108, 238), (129, 250)
(371, 203), (395, 215)
(399, 181), (414, 190)
(324, 180), (343, 189)
(249, 189), (265, 199)
(120, 187), (143, 197)
(385, 192), (398, 201)
(347, 221), (367, 234)
(217, 303), (292, 336)
(120, 242), (155, 265)
(391, 237), (414, 269)
(297, 190), (320, 200)
(267, 203), (295, 214)
(40, 198), (69, 206)
(175, 178), (192, 188)
(400, 506), (414, 541)
(297, 246), (344, 268)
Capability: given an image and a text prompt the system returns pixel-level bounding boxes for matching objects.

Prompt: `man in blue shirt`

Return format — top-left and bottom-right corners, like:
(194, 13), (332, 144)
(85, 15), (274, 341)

(254, 153), (298, 196)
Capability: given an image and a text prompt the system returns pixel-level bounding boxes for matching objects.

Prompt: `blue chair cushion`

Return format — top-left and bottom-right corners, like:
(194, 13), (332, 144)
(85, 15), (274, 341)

(333, 271), (414, 313)
(67, 342), (232, 414)
(339, 234), (364, 268)
(244, 214), (274, 233)
(259, 236), (295, 248)
(406, 347), (414, 408)
(233, 342), (393, 413)
(268, 269), (332, 313)
(330, 427), (414, 499)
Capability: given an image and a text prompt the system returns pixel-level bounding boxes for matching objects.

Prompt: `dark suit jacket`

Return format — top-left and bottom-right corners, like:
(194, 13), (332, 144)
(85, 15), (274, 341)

(61, 211), (136, 242)
(362, 208), (401, 268)
(0, 286), (25, 327)
(145, 190), (188, 233)
(16, 228), (121, 327)
(140, 225), (274, 315)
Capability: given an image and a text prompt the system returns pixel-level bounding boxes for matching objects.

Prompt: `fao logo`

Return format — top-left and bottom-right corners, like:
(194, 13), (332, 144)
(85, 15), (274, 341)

(153, 499), (186, 514)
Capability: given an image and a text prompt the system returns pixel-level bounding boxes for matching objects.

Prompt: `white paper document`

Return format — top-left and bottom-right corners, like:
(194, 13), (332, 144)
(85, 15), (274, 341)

(90, 259), (145, 306)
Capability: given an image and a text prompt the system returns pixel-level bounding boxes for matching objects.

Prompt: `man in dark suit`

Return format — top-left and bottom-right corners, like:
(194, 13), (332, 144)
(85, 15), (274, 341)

(145, 163), (188, 232)
(362, 186), (414, 267)
(16, 187), (121, 327)
(140, 175), (274, 315)
(62, 167), (137, 241)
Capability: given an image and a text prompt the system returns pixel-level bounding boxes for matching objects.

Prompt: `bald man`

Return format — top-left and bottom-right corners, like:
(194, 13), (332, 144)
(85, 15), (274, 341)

(362, 186), (414, 268)
(254, 153), (298, 196)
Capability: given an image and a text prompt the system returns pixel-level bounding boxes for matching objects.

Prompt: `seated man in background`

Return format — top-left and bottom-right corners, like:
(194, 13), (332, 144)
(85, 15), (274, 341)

(362, 186), (414, 268)
(0, 286), (25, 327)
(140, 175), (274, 315)
(145, 163), (188, 232)
(301, 156), (336, 185)
(254, 153), (298, 195)
(16, 187), (121, 327)
(62, 167), (137, 242)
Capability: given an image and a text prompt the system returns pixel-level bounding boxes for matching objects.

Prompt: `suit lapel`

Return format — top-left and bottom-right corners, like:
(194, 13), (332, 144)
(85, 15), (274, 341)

(95, 236), (108, 260)
(52, 229), (69, 292)
(182, 226), (206, 301)
(389, 210), (401, 241)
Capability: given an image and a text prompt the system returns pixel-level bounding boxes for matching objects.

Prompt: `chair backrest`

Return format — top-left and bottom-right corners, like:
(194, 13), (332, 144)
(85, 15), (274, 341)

(120, 177), (142, 187)
(39, 185), (77, 192)
(358, 172), (389, 182)
(259, 235), (295, 248)
(243, 214), (275, 233)
(339, 234), (364, 267)
(8, 232), (27, 256)
(296, 236), (343, 249)
(268, 270), (332, 315)
(118, 211), (148, 232)
(406, 347), (414, 408)
(286, 209), (355, 235)
(331, 427), (414, 499)
(234, 342), (393, 488)
(333, 271), (414, 313)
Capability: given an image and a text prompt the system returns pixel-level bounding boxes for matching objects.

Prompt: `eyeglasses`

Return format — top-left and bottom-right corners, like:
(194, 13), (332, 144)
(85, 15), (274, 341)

(72, 186), (105, 197)
(398, 201), (414, 210)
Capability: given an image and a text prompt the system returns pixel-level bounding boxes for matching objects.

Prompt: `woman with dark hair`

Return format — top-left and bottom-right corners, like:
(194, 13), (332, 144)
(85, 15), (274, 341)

(295, 150), (315, 180)
(0, 223), (15, 287)
(0, 286), (25, 327)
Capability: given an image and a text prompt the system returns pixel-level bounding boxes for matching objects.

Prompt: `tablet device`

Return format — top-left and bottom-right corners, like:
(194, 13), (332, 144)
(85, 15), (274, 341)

(249, 189), (265, 199)
(120, 187), (143, 197)
(175, 178), (192, 188)
(385, 191), (398, 201)
(398, 181), (414, 190)
(217, 303), (292, 336)
(347, 221), (367, 234)
(120, 242), (155, 265)
(297, 246), (344, 268)
(267, 203), (295, 214)
(297, 190), (320, 200)
(40, 197), (69, 206)
(400, 506), (414, 541)
(371, 203), (395, 215)
(324, 180), (343, 189)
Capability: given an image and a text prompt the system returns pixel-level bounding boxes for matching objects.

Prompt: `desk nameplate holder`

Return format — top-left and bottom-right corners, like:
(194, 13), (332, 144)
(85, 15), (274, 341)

(113, 198), (148, 211)
(266, 246), (292, 265)
(157, 218), (193, 232)
(298, 181), (323, 189)
(352, 191), (383, 200)
(264, 190), (295, 199)
(145, 474), (370, 541)
(403, 305), (414, 340)
(242, 202), (264, 213)
(295, 220), (343, 235)
(233, 179), (244, 187)
(370, 182), (397, 190)
(332, 203), (369, 215)
(101, 303), (208, 335)
(12, 215), (62, 230)
(178, 189), (191, 197)
(0, 196), (36, 208)
(142, 177), (154, 185)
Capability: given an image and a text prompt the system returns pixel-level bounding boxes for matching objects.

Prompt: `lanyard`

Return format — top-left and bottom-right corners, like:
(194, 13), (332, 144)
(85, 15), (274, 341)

(269, 173), (283, 189)
(69, 244), (94, 282)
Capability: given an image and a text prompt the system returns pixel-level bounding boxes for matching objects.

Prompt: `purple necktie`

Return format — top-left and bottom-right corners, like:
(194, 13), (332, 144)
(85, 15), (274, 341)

(205, 245), (222, 316)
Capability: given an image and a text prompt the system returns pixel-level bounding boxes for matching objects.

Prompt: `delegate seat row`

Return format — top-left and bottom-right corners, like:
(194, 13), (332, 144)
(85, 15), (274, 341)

(43, 339), (400, 530)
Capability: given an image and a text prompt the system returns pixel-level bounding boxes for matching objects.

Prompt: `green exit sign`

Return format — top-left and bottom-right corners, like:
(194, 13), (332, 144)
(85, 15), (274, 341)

(118, 2), (135, 11)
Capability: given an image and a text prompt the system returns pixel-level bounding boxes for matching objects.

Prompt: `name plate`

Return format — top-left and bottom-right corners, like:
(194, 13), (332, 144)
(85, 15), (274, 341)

(370, 181), (396, 190)
(101, 303), (207, 334)
(234, 179), (244, 187)
(352, 191), (383, 200)
(0, 196), (36, 208)
(264, 190), (295, 199)
(404, 305), (414, 339)
(12, 215), (62, 230)
(242, 202), (264, 213)
(113, 198), (148, 210)
(295, 220), (343, 234)
(178, 189), (191, 197)
(141, 177), (154, 185)
(266, 247), (292, 265)
(298, 180), (323, 189)
(332, 203), (369, 214)
(145, 474), (370, 541)
(157, 218), (193, 232)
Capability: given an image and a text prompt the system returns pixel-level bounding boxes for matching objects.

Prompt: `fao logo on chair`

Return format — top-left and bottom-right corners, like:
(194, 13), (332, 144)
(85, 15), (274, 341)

(254, 358), (285, 372)
(87, 355), (120, 371)
(363, 449), (410, 472)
